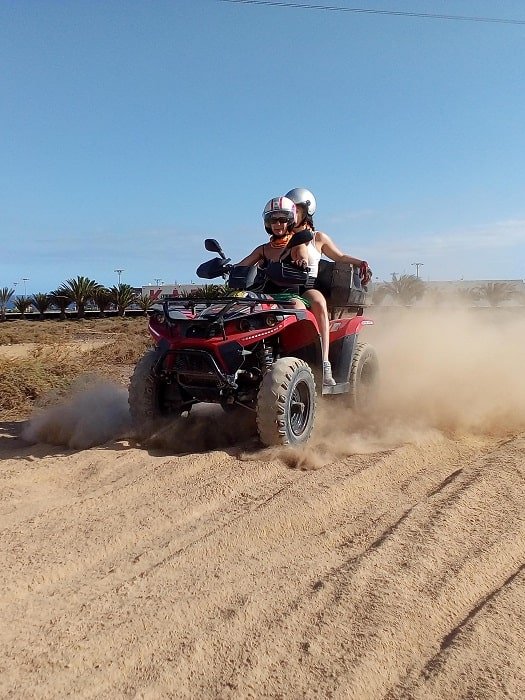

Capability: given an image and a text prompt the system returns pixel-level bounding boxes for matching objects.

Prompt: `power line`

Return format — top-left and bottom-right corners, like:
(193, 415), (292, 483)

(218, 0), (525, 25)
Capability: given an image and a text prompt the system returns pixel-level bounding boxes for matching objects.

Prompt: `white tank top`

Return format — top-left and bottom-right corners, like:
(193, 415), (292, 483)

(307, 232), (322, 278)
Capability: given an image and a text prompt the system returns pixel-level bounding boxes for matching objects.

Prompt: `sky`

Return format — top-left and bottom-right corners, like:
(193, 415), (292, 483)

(1, 0), (525, 294)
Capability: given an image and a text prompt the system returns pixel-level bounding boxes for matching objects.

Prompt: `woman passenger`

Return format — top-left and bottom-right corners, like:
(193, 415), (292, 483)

(284, 188), (371, 386)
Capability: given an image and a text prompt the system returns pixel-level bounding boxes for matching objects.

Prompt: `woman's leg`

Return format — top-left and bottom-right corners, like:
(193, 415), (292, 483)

(303, 289), (330, 362)
(285, 298), (306, 310)
(304, 289), (335, 385)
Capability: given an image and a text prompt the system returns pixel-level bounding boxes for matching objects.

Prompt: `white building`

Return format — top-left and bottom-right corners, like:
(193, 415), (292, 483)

(141, 283), (203, 301)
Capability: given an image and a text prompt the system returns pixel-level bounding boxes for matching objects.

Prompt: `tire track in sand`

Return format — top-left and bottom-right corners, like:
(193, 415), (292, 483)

(227, 433), (525, 700)
(1, 432), (523, 698)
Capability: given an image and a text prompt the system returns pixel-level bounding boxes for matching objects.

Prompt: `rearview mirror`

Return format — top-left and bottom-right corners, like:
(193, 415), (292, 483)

(204, 238), (226, 259)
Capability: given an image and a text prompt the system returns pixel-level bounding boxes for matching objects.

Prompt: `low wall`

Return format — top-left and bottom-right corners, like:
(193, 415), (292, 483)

(1, 309), (147, 322)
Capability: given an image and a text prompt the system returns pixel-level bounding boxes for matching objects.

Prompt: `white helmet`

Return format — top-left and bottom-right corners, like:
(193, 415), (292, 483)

(285, 188), (316, 216)
(262, 196), (296, 235)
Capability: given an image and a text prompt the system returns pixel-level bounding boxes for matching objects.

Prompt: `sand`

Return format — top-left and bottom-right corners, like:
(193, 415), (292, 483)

(1, 308), (524, 698)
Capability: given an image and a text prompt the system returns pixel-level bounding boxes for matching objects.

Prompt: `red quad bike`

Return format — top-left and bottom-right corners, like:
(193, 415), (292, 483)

(128, 239), (378, 446)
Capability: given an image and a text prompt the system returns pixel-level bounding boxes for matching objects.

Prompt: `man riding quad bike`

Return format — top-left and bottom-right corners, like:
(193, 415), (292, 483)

(128, 239), (378, 447)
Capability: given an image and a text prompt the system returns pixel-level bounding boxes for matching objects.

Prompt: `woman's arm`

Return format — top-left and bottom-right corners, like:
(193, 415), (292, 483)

(235, 245), (265, 267)
(317, 231), (363, 266)
(289, 242), (309, 267)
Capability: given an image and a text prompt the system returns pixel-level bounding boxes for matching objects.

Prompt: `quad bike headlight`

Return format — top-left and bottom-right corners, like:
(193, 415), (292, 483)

(265, 314), (277, 327)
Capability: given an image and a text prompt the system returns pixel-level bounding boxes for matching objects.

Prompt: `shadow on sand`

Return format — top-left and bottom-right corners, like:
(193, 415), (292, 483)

(0, 404), (261, 461)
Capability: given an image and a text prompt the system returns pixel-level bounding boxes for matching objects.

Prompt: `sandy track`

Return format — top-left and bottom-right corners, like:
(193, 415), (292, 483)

(2, 308), (525, 697)
(1, 415), (524, 698)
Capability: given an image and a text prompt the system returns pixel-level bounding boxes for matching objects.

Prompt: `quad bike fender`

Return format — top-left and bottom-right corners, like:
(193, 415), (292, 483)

(278, 317), (323, 386)
(328, 315), (374, 343)
(149, 338), (171, 373)
(148, 315), (181, 343)
(327, 315), (374, 385)
(278, 316), (321, 355)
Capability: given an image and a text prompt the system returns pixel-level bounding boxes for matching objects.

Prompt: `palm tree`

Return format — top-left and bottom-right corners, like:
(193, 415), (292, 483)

(423, 287), (445, 307)
(110, 283), (137, 316)
(375, 274), (425, 306)
(13, 295), (32, 318)
(455, 286), (482, 305)
(0, 287), (15, 321)
(30, 292), (51, 320)
(92, 287), (113, 318)
(49, 291), (71, 320)
(136, 294), (155, 316)
(180, 284), (228, 299)
(477, 282), (515, 307)
(56, 276), (101, 319)
(371, 285), (390, 306)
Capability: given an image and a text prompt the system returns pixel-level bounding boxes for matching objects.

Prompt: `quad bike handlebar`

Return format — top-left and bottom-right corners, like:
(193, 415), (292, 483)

(196, 253), (311, 291)
(196, 238), (370, 307)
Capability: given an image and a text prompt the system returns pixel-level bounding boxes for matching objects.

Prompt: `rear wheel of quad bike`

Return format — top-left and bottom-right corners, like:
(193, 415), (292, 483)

(256, 357), (317, 447)
(348, 343), (379, 412)
(128, 349), (184, 439)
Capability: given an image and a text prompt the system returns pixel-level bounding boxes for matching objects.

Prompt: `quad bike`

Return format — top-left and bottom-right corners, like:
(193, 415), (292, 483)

(128, 239), (378, 446)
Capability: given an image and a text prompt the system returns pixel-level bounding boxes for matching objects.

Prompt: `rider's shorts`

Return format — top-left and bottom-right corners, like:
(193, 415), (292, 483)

(271, 292), (311, 308)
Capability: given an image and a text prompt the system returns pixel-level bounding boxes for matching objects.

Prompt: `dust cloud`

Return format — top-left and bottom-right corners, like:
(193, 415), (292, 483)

(21, 309), (525, 461)
(369, 307), (525, 433)
(287, 308), (525, 469)
(22, 378), (131, 450)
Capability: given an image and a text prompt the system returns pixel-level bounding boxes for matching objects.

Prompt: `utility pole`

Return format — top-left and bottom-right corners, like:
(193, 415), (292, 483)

(412, 262), (424, 278)
(115, 269), (124, 285)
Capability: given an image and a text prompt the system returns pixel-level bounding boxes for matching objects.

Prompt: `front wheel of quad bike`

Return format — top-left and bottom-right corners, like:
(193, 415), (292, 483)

(347, 342), (379, 412)
(128, 349), (185, 439)
(256, 357), (317, 447)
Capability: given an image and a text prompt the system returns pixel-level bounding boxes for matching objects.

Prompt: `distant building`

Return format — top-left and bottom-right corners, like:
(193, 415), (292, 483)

(141, 283), (202, 301)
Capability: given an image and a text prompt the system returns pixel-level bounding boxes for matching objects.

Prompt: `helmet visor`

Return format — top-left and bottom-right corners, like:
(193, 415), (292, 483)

(264, 211), (294, 226)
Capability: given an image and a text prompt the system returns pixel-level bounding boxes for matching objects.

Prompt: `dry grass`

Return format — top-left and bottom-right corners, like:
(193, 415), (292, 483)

(0, 318), (147, 345)
(0, 318), (152, 420)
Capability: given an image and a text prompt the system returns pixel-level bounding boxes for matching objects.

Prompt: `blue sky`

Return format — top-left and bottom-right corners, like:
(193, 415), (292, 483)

(1, 0), (524, 294)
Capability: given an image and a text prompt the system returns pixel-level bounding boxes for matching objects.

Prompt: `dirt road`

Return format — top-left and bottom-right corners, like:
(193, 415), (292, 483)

(1, 418), (524, 698)
(1, 309), (525, 698)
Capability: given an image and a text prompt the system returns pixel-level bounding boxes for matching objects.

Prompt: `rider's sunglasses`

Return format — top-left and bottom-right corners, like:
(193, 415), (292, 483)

(268, 216), (289, 224)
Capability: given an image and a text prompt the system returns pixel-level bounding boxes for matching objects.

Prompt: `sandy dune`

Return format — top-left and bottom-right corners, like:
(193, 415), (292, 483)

(1, 309), (525, 698)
